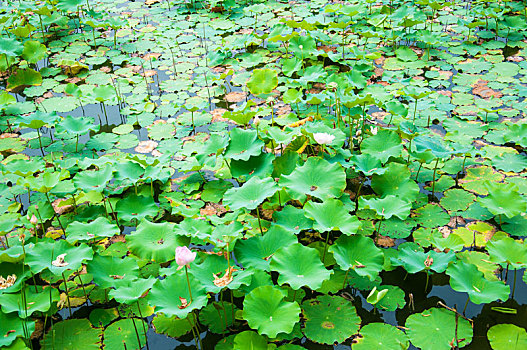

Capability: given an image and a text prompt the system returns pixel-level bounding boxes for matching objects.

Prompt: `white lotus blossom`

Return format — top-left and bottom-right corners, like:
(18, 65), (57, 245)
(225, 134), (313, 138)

(313, 132), (335, 145)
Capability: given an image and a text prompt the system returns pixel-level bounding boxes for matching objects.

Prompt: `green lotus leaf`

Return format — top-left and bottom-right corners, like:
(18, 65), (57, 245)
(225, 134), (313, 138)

(0, 37), (23, 58)
(243, 285), (300, 338)
(234, 225), (296, 271)
(492, 153), (527, 172)
(328, 235), (384, 280)
(360, 129), (403, 163)
(390, 243), (456, 274)
(460, 166), (504, 195)
(147, 272), (207, 318)
(412, 134), (455, 159)
(22, 40), (47, 64)
(73, 166), (113, 192)
(224, 128), (263, 161)
(478, 182), (527, 218)
(406, 308), (473, 350)
(273, 205), (313, 233)
(41, 319), (100, 350)
(412, 203), (450, 228)
(359, 195), (412, 220)
(87, 254), (140, 289)
(65, 217), (120, 243)
(152, 314), (194, 338)
(0, 286), (59, 318)
(115, 194), (159, 223)
(25, 239), (93, 275)
(372, 285), (406, 311)
(503, 123), (527, 148)
(247, 69), (278, 95)
(0, 311), (35, 347)
(301, 295), (361, 345)
(447, 261), (510, 304)
(304, 198), (360, 236)
(233, 331), (271, 350)
(486, 237), (527, 270)
(439, 188), (475, 212)
(190, 254), (251, 294)
(0, 262), (30, 294)
(349, 154), (387, 176)
(199, 301), (238, 334)
(353, 323), (409, 349)
(109, 277), (156, 304)
(127, 220), (189, 263)
(7, 68), (42, 92)
(370, 162), (420, 201)
(223, 176), (278, 211)
(270, 243), (332, 290)
(280, 157), (346, 201)
(103, 318), (147, 350)
(231, 153), (274, 181)
(487, 324), (527, 350)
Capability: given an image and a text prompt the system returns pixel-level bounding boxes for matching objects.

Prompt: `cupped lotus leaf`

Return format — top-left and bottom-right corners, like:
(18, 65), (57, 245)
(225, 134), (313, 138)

(223, 176), (278, 211)
(73, 166), (113, 192)
(270, 243), (332, 290)
(115, 194), (159, 222)
(127, 220), (189, 263)
(440, 188), (475, 212)
(390, 243), (456, 274)
(152, 314), (194, 338)
(92, 85), (116, 102)
(224, 128), (264, 161)
(0, 311), (35, 347)
(41, 319), (101, 350)
(6, 69), (42, 92)
(87, 254), (140, 289)
(247, 69), (278, 95)
(328, 235), (384, 280)
(301, 295), (361, 345)
(103, 318), (147, 350)
(109, 277), (156, 304)
(65, 217), (120, 243)
(349, 154), (387, 176)
(371, 162), (420, 201)
(412, 134), (455, 159)
(359, 195), (412, 220)
(0, 37), (23, 58)
(231, 153), (274, 180)
(199, 301), (238, 334)
(486, 237), (527, 270)
(447, 261), (510, 304)
(25, 239), (93, 275)
(273, 205), (313, 233)
(492, 153), (527, 172)
(147, 272), (207, 318)
(360, 129), (403, 163)
(233, 331), (271, 350)
(353, 323), (409, 350)
(0, 286), (59, 317)
(406, 308), (473, 350)
(190, 254), (251, 294)
(487, 324), (527, 350)
(243, 285), (300, 338)
(280, 157), (346, 201)
(478, 182), (527, 218)
(22, 40), (47, 64)
(58, 115), (97, 136)
(234, 225), (296, 271)
(304, 198), (360, 236)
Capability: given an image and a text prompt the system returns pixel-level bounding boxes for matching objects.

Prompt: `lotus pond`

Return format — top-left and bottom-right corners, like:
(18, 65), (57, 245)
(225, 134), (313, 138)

(2, 0), (527, 349)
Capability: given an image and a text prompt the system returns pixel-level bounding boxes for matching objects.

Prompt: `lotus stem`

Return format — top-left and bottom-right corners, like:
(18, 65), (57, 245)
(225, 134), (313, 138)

(130, 317), (143, 350)
(292, 289), (297, 302)
(342, 269), (349, 290)
(137, 301), (150, 350)
(36, 128), (45, 156)
(256, 207), (264, 236)
(322, 231), (330, 264)
(425, 271), (430, 292)
(76, 274), (88, 302)
(187, 317), (199, 348)
(431, 158), (439, 198)
(184, 265), (193, 303)
(462, 297), (469, 315)
(61, 272), (73, 318)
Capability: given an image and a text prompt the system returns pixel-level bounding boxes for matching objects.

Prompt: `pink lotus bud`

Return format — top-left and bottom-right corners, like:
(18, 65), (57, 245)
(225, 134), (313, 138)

(29, 215), (38, 226)
(175, 246), (196, 269)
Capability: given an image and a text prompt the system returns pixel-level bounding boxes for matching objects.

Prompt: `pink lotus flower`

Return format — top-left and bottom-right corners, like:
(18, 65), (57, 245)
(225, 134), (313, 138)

(175, 246), (196, 270)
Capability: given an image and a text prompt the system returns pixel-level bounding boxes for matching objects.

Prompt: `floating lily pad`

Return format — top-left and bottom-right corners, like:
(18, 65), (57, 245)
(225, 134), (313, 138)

(353, 323), (409, 350)
(41, 319), (101, 350)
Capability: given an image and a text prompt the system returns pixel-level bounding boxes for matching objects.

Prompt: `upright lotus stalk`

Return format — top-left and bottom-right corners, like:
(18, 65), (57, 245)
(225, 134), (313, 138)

(175, 246), (196, 302)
